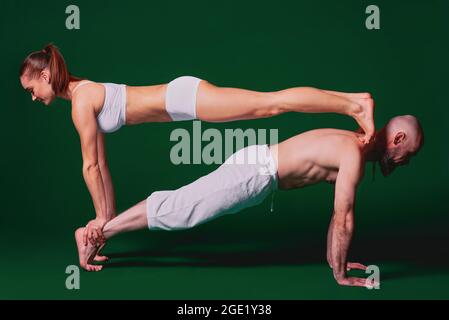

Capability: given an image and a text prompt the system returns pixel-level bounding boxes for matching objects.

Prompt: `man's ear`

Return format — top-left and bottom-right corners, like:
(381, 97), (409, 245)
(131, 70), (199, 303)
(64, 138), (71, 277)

(394, 131), (406, 145)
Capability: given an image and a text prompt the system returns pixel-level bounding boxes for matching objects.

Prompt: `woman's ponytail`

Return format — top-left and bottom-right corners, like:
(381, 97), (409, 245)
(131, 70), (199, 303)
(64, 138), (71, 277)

(20, 43), (83, 96)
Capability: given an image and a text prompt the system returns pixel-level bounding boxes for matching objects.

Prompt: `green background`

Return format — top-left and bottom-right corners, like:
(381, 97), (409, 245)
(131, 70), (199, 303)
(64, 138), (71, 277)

(0, 0), (448, 299)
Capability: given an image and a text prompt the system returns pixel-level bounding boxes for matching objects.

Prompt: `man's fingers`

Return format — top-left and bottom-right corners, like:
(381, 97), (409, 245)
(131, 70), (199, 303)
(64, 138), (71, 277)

(96, 229), (105, 245)
(346, 262), (367, 270)
(354, 263), (368, 270)
(358, 277), (380, 288)
(356, 278), (369, 287)
(338, 277), (372, 288)
(84, 220), (106, 247)
(91, 229), (99, 246)
(365, 279), (380, 289)
(97, 233), (104, 246)
(93, 229), (103, 246)
(88, 231), (92, 246)
(97, 229), (106, 244)
(347, 262), (368, 271)
(88, 229), (95, 246)
(347, 278), (366, 287)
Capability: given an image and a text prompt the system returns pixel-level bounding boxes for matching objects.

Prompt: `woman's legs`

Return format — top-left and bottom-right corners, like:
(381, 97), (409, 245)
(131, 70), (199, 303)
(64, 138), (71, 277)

(321, 89), (371, 100)
(75, 199), (148, 271)
(196, 81), (375, 143)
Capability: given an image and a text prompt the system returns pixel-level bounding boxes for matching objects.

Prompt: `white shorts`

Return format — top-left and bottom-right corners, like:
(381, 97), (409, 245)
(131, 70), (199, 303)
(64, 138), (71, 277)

(146, 144), (278, 231)
(165, 75), (203, 121)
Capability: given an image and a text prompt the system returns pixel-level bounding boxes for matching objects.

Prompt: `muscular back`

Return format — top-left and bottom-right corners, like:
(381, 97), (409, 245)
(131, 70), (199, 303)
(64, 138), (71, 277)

(271, 128), (365, 190)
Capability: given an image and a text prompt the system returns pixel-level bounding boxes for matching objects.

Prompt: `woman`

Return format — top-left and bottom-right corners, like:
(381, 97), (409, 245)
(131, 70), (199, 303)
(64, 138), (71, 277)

(19, 43), (375, 254)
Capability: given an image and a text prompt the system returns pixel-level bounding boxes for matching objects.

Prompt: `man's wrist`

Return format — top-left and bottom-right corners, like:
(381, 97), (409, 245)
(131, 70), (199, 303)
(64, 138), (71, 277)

(332, 266), (347, 280)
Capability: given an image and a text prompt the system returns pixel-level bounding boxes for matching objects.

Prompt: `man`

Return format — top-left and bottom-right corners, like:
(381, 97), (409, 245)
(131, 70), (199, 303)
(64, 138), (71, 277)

(75, 115), (424, 287)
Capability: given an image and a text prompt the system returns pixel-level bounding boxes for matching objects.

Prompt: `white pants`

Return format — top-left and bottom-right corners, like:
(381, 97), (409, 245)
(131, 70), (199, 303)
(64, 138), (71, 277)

(165, 75), (203, 121)
(146, 144), (278, 231)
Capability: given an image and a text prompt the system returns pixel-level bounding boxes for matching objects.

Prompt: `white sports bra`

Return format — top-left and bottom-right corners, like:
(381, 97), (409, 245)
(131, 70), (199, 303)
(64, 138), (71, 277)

(72, 80), (127, 133)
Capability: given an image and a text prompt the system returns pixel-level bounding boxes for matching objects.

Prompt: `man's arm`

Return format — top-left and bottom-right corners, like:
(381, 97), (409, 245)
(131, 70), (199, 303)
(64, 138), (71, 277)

(326, 210), (335, 268)
(327, 209), (368, 272)
(329, 147), (369, 287)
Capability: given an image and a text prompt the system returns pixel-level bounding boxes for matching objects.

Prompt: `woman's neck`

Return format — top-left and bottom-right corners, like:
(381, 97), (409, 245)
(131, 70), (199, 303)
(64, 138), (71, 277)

(57, 80), (84, 101)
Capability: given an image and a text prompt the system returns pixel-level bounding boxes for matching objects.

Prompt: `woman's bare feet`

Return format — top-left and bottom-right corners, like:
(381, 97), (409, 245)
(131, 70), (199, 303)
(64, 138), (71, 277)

(322, 90), (375, 144)
(337, 92), (372, 100)
(338, 92), (375, 144)
(352, 96), (375, 144)
(75, 228), (104, 272)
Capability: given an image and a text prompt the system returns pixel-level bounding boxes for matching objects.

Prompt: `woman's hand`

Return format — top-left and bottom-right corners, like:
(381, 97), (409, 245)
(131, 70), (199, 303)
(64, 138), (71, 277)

(83, 218), (107, 246)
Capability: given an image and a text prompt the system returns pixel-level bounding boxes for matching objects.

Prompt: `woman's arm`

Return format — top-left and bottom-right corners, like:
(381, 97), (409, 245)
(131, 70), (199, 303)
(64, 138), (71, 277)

(96, 131), (117, 220)
(72, 99), (108, 245)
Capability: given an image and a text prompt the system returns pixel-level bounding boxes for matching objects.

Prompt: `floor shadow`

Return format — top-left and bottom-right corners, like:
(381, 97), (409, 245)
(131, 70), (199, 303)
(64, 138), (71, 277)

(350, 232), (449, 281)
(103, 242), (324, 269)
(100, 230), (449, 281)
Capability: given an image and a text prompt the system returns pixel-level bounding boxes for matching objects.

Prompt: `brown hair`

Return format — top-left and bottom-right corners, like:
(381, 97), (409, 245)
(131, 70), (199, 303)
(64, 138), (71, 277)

(19, 43), (83, 96)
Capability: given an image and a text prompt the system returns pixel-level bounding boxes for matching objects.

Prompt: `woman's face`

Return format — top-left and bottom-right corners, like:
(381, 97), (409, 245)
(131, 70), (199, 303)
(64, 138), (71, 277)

(20, 69), (55, 106)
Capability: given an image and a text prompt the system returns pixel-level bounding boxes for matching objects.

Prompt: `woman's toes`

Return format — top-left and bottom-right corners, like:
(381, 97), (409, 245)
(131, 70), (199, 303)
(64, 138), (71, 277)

(92, 265), (103, 272)
(85, 264), (102, 272)
(362, 92), (372, 99)
(358, 135), (367, 144)
(363, 134), (374, 145)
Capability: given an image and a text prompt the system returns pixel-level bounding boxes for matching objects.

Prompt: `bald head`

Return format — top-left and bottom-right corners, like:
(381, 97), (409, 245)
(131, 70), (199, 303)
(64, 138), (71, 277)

(378, 115), (424, 176)
(384, 115), (424, 152)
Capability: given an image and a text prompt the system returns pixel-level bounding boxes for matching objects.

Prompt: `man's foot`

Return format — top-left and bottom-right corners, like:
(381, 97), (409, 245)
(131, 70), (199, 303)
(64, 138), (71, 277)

(351, 96), (375, 144)
(75, 228), (104, 272)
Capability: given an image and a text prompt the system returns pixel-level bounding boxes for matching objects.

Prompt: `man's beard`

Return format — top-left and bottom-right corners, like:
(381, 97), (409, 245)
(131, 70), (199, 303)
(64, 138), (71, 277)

(379, 151), (395, 176)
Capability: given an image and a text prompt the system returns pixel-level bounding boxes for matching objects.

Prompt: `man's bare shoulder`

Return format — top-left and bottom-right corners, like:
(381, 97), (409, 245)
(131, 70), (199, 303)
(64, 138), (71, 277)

(311, 128), (365, 166)
(335, 132), (366, 182)
(278, 128), (364, 158)
(304, 128), (363, 151)
(338, 133), (364, 158)
(308, 128), (363, 139)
